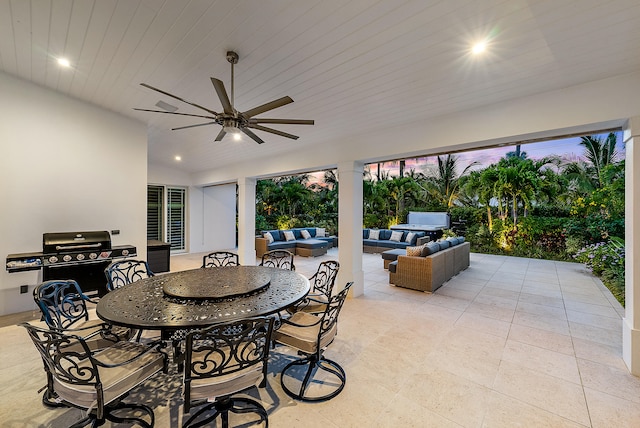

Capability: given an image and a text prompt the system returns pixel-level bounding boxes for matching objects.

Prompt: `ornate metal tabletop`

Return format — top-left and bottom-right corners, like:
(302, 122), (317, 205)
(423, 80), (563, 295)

(96, 266), (310, 330)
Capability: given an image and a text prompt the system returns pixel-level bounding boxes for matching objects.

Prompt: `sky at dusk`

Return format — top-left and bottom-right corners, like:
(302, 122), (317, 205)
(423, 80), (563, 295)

(364, 131), (625, 179)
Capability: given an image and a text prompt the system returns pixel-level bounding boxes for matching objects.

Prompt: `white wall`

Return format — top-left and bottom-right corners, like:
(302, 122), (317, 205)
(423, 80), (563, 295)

(0, 72), (147, 315)
(148, 164), (236, 254)
(189, 184), (237, 254)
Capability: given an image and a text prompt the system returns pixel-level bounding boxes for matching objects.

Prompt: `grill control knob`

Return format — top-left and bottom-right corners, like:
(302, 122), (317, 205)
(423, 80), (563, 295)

(122, 249), (129, 256)
(76, 254), (85, 261)
(63, 255), (72, 262)
(48, 256), (58, 263)
(89, 253), (98, 260)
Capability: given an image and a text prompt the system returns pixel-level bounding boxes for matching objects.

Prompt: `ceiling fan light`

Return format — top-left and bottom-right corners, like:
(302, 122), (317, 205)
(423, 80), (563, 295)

(233, 132), (242, 141)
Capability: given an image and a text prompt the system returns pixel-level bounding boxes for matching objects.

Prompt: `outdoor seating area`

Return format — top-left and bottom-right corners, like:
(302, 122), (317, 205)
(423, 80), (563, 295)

(256, 227), (337, 258)
(362, 228), (431, 253)
(387, 238), (471, 293)
(2, 248), (638, 427)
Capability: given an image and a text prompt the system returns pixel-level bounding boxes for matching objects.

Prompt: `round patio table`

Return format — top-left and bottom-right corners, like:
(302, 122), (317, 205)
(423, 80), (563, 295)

(96, 265), (309, 331)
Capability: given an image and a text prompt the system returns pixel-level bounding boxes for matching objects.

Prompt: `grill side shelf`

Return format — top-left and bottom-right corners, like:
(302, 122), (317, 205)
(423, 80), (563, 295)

(6, 252), (45, 272)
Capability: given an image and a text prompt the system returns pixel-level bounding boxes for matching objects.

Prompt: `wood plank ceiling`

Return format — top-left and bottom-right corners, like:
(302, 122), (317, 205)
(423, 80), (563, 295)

(1, 0), (640, 173)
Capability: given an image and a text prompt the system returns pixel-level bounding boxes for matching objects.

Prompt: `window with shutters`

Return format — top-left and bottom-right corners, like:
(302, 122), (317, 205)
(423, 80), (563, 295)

(147, 185), (187, 252)
(167, 187), (186, 251)
(147, 185), (163, 241)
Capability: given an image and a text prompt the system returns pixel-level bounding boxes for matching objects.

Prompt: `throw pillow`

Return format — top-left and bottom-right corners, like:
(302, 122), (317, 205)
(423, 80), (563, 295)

(316, 227), (326, 237)
(406, 244), (424, 257)
(389, 231), (403, 242)
(405, 232), (416, 244)
(369, 229), (380, 240)
(301, 229), (311, 239)
(263, 232), (274, 244)
(283, 230), (296, 241)
(423, 242), (440, 256)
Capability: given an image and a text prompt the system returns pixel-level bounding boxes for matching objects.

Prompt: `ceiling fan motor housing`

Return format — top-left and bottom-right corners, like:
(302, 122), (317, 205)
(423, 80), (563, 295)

(226, 51), (239, 64)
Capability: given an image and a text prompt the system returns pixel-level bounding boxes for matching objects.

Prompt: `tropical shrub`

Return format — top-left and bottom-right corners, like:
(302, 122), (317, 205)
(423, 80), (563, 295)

(573, 237), (625, 305)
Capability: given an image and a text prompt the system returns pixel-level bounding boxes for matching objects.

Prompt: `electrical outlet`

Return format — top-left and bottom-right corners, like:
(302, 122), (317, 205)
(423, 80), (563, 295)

(20, 285), (28, 294)
(111, 229), (120, 235)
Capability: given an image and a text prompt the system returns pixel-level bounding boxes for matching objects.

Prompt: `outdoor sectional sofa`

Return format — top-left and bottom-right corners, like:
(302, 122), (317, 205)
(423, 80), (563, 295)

(362, 229), (430, 253)
(256, 227), (337, 258)
(387, 237), (470, 293)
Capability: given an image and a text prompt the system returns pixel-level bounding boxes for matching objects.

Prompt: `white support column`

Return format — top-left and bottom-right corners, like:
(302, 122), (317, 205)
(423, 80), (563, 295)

(237, 177), (257, 265)
(336, 161), (365, 297)
(623, 117), (640, 374)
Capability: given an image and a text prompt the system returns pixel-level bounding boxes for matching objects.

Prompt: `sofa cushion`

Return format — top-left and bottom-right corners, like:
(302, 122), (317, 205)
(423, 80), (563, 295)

(263, 232), (274, 244)
(405, 232), (416, 244)
(438, 240), (450, 250)
(269, 241), (297, 250)
(390, 231), (404, 242)
(457, 236), (465, 244)
(376, 240), (409, 249)
(406, 244), (424, 257)
(379, 230), (393, 240)
(301, 229), (311, 239)
(423, 242), (441, 256)
(316, 227), (326, 237)
(381, 249), (406, 261)
(369, 229), (380, 240)
(264, 230), (282, 241)
(446, 237), (459, 246)
(283, 231), (296, 241)
(296, 239), (328, 250)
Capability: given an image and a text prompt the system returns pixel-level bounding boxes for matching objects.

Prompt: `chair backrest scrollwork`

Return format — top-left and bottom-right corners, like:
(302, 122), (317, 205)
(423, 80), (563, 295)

(201, 251), (239, 268)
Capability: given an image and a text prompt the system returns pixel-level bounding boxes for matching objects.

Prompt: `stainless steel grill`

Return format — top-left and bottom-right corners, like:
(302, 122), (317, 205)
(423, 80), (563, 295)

(6, 231), (136, 296)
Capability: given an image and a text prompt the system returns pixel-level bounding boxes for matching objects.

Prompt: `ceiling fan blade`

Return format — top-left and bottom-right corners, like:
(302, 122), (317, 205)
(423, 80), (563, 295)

(242, 96), (293, 118)
(215, 129), (226, 141)
(133, 108), (216, 120)
(211, 78), (234, 115)
(171, 121), (218, 131)
(140, 83), (219, 116)
(241, 128), (265, 144)
(248, 118), (314, 125)
(248, 124), (299, 140)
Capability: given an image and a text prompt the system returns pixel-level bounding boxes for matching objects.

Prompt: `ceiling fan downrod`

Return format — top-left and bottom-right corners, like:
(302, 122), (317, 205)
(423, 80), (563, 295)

(226, 51), (239, 115)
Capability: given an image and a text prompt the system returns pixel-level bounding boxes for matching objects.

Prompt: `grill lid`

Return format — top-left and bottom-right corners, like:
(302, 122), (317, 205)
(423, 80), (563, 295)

(43, 231), (111, 253)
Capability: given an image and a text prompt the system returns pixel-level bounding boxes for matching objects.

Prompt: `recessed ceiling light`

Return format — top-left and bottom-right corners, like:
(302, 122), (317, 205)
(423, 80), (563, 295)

(471, 41), (487, 55)
(233, 133), (242, 141)
(57, 57), (71, 68)
(175, 156), (182, 161)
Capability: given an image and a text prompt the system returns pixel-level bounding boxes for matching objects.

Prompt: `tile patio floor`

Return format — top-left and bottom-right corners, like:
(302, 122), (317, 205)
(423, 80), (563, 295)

(1, 248), (639, 427)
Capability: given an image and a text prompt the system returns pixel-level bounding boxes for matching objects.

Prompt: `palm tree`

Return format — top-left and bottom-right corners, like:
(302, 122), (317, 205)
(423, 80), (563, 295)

(383, 176), (420, 224)
(462, 167), (499, 231)
(425, 154), (478, 208)
(493, 155), (558, 225)
(579, 133), (618, 188)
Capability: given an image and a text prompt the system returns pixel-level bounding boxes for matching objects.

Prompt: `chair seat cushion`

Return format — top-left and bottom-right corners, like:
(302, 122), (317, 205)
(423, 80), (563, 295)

(54, 341), (165, 409)
(274, 312), (336, 354)
(188, 351), (264, 400)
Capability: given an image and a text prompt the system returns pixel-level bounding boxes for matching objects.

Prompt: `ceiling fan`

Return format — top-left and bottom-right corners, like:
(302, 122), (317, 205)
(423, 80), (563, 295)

(134, 51), (314, 144)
